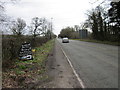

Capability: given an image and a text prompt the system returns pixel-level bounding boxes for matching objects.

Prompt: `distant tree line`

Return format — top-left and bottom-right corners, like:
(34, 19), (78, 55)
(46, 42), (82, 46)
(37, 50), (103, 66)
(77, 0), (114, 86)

(59, 1), (120, 42)
(8, 17), (56, 39)
(84, 1), (120, 41)
(58, 26), (80, 39)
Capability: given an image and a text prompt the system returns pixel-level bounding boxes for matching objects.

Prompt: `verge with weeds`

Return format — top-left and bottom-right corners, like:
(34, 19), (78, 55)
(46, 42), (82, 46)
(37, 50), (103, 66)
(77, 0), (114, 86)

(2, 39), (55, 88)
(71, 39), (120, 46)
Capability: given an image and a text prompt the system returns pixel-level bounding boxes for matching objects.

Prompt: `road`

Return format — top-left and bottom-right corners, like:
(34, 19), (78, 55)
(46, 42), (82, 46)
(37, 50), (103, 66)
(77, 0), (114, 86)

(57, 38), (118, 88)
(37, 39), (81, 88)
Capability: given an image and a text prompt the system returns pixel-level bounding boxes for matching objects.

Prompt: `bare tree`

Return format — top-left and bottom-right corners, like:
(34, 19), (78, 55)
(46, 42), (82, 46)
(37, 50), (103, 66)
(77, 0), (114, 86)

(10, 18), (26, 36)
(80, 22), (88, 30)
(85, 9), (99, 39)
(0, 0), (20, 34)
(29, 17), (42, 38)
(40, 18), (49, 36)
(74, 25), (80, 32)
(29, 17), (52, 39)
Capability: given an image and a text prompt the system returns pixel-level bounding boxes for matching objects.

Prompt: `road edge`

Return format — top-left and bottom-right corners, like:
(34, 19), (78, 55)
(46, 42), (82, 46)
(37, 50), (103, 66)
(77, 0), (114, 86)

(59, 43), (85, 88)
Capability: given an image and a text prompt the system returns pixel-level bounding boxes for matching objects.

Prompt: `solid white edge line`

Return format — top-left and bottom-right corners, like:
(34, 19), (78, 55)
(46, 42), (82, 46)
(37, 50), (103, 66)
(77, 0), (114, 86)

(60, 46), (85, 88)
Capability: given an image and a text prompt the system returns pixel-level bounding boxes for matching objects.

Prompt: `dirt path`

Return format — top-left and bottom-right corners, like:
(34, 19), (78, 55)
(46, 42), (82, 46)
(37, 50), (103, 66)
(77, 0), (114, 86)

(37, 40), (81, 88)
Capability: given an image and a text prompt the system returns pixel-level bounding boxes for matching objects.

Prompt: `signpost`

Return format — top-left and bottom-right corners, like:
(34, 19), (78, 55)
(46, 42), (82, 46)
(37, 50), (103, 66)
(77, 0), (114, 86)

(19, 42), (33, 60)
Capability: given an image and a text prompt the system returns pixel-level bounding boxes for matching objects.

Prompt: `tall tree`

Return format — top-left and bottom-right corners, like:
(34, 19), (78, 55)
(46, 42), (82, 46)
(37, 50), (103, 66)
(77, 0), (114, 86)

(86, 10), (99, 39)
(108, 1), (120, 41)
(109, 1), (120, 27)
(96, 6), (104, 40)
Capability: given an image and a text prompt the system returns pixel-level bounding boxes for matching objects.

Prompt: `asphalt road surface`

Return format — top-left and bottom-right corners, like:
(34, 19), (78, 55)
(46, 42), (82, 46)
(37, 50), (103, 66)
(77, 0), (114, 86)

(57, 38), (118, 88)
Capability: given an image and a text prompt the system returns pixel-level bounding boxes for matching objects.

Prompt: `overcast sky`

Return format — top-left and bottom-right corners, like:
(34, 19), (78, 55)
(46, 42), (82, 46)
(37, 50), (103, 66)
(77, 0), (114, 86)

(5, 0), (110, 35)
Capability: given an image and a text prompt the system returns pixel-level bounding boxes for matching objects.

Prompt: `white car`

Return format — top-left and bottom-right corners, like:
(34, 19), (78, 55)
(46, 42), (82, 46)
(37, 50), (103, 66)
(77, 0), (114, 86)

(62, 37), (69, 43)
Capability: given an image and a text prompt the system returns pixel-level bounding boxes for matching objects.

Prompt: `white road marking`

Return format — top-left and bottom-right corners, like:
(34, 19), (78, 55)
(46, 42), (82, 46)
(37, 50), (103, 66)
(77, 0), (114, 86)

(60, 45), (85, 88)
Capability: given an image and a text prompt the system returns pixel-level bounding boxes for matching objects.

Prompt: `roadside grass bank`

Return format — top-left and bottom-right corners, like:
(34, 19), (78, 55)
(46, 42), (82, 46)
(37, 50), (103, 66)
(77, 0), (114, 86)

(71, 39), (120, 46)
(2, 36), (50, 68)
(2, 39), (55, 88)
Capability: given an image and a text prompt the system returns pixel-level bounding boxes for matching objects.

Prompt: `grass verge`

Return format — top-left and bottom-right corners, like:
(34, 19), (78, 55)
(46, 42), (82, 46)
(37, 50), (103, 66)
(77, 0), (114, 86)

(2, 39), (55, 88)
(71, 39), (120, 46)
